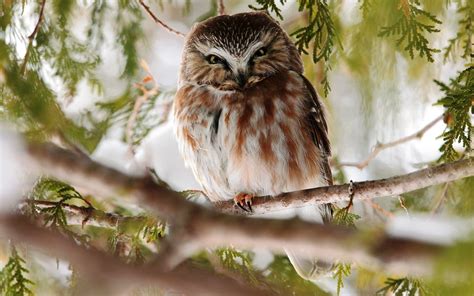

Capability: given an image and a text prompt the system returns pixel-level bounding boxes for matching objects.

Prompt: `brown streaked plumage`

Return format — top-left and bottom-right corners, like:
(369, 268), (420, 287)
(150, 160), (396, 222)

(174, 12), (333, 279)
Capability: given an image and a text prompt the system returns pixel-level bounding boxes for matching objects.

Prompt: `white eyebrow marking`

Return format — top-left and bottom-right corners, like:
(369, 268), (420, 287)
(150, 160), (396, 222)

(206, 41), (265, 74)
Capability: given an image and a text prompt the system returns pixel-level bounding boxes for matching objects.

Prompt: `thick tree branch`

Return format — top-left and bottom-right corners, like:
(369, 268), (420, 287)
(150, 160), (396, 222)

(20, 142), (471, 276)
(138, 0), (186, 37)
(339, 114), (444, 169)
(0, 214), (267, 296)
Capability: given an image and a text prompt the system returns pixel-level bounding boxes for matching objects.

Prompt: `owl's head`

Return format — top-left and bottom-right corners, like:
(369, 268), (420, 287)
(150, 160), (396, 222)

(179, 12), (303, 91)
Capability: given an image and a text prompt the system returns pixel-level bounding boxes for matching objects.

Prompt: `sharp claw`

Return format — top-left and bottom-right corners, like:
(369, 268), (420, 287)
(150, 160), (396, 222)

(246, 201), (253, 212)
(236, 202), (249, 212)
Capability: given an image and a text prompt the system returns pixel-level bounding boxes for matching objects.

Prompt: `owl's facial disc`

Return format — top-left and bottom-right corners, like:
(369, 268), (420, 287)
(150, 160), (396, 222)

(180, 12), (304, 90)
(200, 41), (275, 90)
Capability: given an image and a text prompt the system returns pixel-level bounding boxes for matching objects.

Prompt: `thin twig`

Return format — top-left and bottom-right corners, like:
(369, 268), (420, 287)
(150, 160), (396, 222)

(431, 182), (450, 215)
(21, 200), (143, 228)
(126, 60), (159, 151)
(398, 196), (410, 217)
(364, 200), (395, 219)
(138, 0), (186, 37)
(339, 114), (444, 169)
(218, 0), (226, 15)
(20, 0), (46, 75)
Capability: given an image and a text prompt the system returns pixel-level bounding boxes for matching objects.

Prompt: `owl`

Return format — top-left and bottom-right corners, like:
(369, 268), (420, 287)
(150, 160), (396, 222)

(174, 12), (333, 279)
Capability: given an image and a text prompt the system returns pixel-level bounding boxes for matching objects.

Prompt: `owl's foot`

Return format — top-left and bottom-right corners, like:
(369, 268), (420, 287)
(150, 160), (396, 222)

(234, 193), (254, 212)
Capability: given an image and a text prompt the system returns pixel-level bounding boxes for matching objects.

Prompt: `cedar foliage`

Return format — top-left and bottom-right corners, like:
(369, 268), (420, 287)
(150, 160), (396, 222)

(0, 0), (473, 295)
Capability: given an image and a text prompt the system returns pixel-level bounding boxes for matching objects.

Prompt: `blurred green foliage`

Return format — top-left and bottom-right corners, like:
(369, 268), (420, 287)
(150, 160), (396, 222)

(0, 246), (34, 296)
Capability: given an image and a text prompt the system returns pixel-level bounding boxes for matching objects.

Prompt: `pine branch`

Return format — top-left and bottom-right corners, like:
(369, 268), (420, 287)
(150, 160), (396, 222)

(435, 67), (473, 162)
(0, 246), (34, 296)
(379, 0), (441, 62)
(20, 0), (46, 75)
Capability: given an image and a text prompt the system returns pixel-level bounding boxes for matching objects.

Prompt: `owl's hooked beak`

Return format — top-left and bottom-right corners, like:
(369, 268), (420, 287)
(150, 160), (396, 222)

(235, 71), (248, 88)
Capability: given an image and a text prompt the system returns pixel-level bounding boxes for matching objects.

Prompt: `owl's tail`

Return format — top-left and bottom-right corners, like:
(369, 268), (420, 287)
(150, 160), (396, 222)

(285, 203), (335, 280)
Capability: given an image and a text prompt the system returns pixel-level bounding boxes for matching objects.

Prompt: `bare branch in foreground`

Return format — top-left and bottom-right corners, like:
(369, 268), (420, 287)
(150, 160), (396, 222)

(0, 214), (267, 296)
(21, 142), (472, 276)
(339, 114), (444, 169)
(138, 0), (186, 37)
(20, 0), (47, 75)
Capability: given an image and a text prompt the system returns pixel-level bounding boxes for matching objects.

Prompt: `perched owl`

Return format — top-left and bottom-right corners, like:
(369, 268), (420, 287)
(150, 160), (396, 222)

(174, 12), (333, 279)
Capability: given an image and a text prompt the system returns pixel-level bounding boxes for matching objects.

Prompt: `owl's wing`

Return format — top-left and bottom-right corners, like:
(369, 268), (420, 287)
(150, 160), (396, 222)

(299, 74), (332, 186)
(285, 74), (336, 281)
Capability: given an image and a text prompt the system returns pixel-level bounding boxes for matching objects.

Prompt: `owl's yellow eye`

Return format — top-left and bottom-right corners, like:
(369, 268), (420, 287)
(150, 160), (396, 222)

(207, 54), (221, 64)
(255, 47), (267, 57)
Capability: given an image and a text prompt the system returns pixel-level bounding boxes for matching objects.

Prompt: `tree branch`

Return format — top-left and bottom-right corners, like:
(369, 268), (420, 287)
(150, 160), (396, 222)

(138, 0), (186, 37)
(0, 214), (267, 296)
(339, 114), (444, 169)
(21, 200), (139, 228)
(20, 0), (46, 75)
(217, 156), (473, 215)
(20, 142), (472, 276)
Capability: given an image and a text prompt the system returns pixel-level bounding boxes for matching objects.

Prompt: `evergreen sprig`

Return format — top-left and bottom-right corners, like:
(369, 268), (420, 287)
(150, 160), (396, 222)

(248, 0), (286, 19)
(291, 0), (337, 64)
(333, 206), (361, 228)
(444, 4), (472, 61)
(376, 277), (427, 296)
(216, 248), (259, 285)
(435, 67), (473, 162)
(379, 0), (441, 62)
(265, 256), (329, 295)
(331, 205), (360, 295)
(0, 247), (34, 296)
(333, 263), (351, 296)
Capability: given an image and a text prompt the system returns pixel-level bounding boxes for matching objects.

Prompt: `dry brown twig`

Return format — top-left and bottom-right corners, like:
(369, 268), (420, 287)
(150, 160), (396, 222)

(138, 0), (186, 37)
(431, 182), (450, 215)
(126, 60), (159, 150)
(339, 114), (444, 169)
(20, 0), (47, 75)
(364, 200), (395, 219)
(218, 0), (226, 15)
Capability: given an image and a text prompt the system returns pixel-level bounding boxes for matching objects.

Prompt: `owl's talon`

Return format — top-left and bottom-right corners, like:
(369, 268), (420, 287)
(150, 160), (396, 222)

(236, 203), (250, 212)
(246, 201), (253, 212)
(234, 193), (254, 213)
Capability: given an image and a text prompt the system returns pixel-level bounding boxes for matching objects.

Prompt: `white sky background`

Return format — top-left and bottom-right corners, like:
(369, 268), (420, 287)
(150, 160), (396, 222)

(0, 0), (470, 294)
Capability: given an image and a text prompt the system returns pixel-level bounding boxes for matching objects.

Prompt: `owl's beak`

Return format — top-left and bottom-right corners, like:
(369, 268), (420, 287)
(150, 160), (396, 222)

(235, 71), (247, 88)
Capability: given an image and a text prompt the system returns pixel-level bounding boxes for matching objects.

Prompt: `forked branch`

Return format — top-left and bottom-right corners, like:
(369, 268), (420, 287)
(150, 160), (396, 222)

(339, 114), (444, 169)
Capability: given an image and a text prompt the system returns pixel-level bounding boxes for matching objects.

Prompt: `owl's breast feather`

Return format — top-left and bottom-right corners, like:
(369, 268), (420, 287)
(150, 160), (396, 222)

(174, 71), (326, 202)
